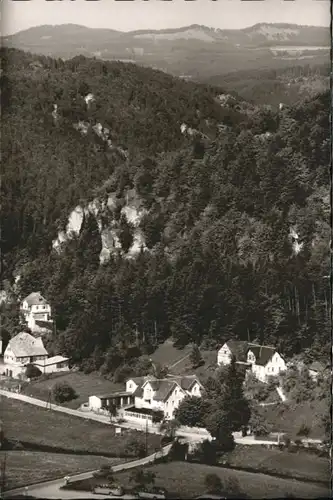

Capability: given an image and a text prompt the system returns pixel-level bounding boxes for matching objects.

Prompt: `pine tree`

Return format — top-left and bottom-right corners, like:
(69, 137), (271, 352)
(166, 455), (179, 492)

(189, 343), (203, 368)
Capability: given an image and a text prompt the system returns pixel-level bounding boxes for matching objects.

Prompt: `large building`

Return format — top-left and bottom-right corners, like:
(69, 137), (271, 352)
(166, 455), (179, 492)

(88, 374), (203, 421)
(3, 331), (48, 378)
(217, 340), (287, 382)
(2, 332), (69, 379)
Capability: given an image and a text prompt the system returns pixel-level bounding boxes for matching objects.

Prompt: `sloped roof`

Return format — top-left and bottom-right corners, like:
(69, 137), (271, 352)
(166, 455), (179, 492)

(141, 376), (201, 402)
(22, 292), (48, 307)
(223, 340), (249, 362)
(167, 375), (202, 391)
(133, 386), (144, 398)
(153, 380), (177, 402)
(309, 361), (325, 373)
(34, 355), (69, 366)
(247, 344), (276, 366)
(8, 332), (48, 358)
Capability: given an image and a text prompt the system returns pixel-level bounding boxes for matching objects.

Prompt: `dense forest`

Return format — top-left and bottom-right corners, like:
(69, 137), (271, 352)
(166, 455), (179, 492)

(1, 48), (330, 374)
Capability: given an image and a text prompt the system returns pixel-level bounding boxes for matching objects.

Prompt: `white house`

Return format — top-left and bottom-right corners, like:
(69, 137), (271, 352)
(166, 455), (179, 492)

(20, 292), (53, 333)
(217, 340), (249, 366)
(131, 375), (203, 420)
(32, 355), (70, 375)
(3, 331), (48, 378)
(246, 344), (286, 382)
(88, 391), (135, 412)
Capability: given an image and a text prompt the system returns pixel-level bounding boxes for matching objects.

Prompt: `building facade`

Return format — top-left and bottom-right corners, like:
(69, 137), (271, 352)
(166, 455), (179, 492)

(20, 292), (53, 333)
(3, 332), (48, 378)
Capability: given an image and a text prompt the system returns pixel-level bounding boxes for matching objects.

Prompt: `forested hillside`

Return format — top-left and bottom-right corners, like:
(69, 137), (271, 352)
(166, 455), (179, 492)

(1, 48), (330, 374)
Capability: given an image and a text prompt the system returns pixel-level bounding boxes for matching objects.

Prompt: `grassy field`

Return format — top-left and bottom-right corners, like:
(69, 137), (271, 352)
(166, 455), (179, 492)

(169, 349), (217, 379)
(149, 340), (192, 369)
(21, 371), (124, 409)
(4, 451), (125, 490)
(112, 462), (329, 499)
(223, 445), (329, 484)
(1, 397), (161, 456)
(258, 400), (326, 440)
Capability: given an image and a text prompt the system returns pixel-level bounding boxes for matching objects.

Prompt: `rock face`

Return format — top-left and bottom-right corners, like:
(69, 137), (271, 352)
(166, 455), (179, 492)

(52, 189), (148, 263)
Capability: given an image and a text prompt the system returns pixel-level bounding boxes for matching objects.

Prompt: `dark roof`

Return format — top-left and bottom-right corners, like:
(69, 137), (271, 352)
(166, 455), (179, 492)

(166, 374), (201, 391)
(130, 376), (146, 385)
(133, 386), (144, 398)
(247, 344), (276, 366)
(309, 361), (325, 372)
(154, 380), (177, 402)
(224, 340), (249, 362)
(94, 391), (132, 400)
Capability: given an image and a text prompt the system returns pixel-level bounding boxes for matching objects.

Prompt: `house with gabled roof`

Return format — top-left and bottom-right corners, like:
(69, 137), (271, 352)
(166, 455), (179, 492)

(126, 374), (203, 420)
(246, 344), (286, 382)
(3, 331), (48, 379)
(217, 340), (249, 366)
(20, 291), (53, 334)
(217, 339), (286, 382)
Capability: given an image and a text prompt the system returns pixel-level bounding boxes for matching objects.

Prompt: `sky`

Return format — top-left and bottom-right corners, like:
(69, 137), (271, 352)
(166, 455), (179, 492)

(1, 0), (330, 36)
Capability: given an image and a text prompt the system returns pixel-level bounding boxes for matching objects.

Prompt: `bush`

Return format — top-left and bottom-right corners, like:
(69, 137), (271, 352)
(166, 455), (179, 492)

(113, 364), (134, 383)
(174, 396), (206, 427)
(282, 435), (291, 448)
(204, 473), (222, 494)
(198, 439), (218, 465)
(296, 421), (311, 437)
(53, 382), (77, 403)
(152, 410), (164, 424)
(25, 363), (42, 379)
(125, 437), (146, 458)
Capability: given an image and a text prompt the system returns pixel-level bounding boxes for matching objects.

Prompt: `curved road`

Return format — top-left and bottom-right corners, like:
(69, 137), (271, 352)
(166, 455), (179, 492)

(3, 444), (173, 499)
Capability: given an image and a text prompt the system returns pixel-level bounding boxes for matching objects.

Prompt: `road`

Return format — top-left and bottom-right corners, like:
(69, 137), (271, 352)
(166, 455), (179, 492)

(0, 389), (209, 442)
(0, 388), (321, 448)
(3, 444), (173, 499)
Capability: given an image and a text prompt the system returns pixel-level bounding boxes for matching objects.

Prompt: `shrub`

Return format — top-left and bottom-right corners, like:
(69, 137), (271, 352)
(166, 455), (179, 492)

(130, 469), (156, 489)
(113, 364), (133, 383)
(282, 435), (291, 448)
(296, 422), (311, 437)
(189, 343), (204, 368)
(204, 473), (222, 494)
(125, 437), (146, 458)
(53, 382), (77, 403)
(25, 363), (42, 379)
(174, 396), (206, 427)
(198, 439), (218, 465)
(152, 410), (164, 424)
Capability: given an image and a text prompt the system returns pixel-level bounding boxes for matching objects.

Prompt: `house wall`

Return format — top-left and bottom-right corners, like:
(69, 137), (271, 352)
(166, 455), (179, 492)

(89, 395), (102, 410)
(163, 385), (186, 419)
(3, 363), (26, 379)
(265, 352), (286, 378)
(217, 344), (232, 366)
(126, 380), (139, 393)
(251, 363), (266, 382)
(189, 381), (202, 397)
(33, 360), (69, 374)
(247, 350), (256, 364)
(4, 346), (18, 364)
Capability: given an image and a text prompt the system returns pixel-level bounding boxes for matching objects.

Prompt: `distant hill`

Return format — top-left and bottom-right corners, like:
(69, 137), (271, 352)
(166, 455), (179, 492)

(2, 23), (330, 79)
(207, 64), (330, 108)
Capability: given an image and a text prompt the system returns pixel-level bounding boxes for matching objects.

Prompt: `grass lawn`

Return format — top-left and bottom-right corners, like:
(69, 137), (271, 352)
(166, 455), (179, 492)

(149, 339), (192, 369)
(258, 400), (326, 440)
(168, 348), (218, 381)
(113, 461), (329, 499)
(21, 371), (124, 409)
(223, 445), (329, 484)
(5, 451), (125, 491)
(1, 397), (161, 456)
